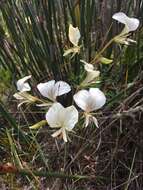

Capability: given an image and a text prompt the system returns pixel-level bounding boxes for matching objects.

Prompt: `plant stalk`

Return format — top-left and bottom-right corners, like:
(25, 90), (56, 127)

(0, 168), (91, 180)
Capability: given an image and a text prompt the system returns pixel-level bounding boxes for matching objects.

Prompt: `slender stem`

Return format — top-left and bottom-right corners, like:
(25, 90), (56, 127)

(90, 37), (115, 64)
(0, 168), (91, 180)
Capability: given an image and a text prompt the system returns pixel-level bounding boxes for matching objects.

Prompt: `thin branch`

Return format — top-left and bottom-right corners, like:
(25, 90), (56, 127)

(0, 165), (92, 180)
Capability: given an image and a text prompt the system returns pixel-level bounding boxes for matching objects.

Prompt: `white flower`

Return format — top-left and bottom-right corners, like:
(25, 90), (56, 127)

(46, 103), (79, 142)
(73, 88), (106, 127)
(74, 88), (106, 112)
(16, 75), (31, 92)
(112, 12), (140, 45)
(14, 75), (33, 108)
(63, 24), (81, 57)
(69, 24), (81, 46)
(112, 12), (139, 33)
(13, 92), (37, 108)
(113, 35), (137, 45)
(37, 80), (71, 102)
(80, 60), (100, 86)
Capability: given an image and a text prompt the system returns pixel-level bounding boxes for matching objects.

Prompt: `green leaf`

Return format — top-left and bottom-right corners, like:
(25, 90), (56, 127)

(29, 120), (47, 130)
(99, 57), (113, 64)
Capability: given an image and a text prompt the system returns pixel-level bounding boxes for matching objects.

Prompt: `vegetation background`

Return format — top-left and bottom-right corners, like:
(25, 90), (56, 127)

(0, 0), (143, 189)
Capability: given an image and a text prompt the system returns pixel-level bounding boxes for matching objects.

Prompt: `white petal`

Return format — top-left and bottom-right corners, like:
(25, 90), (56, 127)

(52, 128), (68, 142)
(13, 92), (24, 100)
(64, 106), (79, 131)
(47, 103), (77, 142)
(80, 62), (100, 86)
(63, 49), (74, 56)
(112, 12), (139, 32)
(54, 81), (71, 97)
(82, 70), (100, 86)
(62, 128), (68, 142)
(22, 83), (31, 92)
(124, 17), (139, 32)
(46, 103), (65, 128)
(37, 80), (56, 101)
(80, 59), (89, 64)
(85, 114), (90, 127)
(51, 128), (62, 138)
(69, 24), (80, 46)
(112, 12), (128, 25)
(89, 88), (106, 111)
(84, 63), (94, 72)
(127, 38), (137, 43)
(17, 100), (29, 108)
(36, 103), (52, 107)
(92, 116), (99, 128)
(17, 75), (31, 92)
(74, 88), (106, 112)
(73, 90), (90, 111)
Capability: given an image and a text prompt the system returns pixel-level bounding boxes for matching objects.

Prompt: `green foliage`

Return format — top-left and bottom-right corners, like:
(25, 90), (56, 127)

(0, 68), (11, 96)
(0, 0), (142, 86)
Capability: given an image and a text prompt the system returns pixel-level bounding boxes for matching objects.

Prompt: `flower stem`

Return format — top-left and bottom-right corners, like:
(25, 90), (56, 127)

(0, 168), (91, 180)
(90, 37), (115, 64)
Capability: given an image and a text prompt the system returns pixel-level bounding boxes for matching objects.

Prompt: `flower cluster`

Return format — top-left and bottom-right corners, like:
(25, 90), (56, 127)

(14, 12), (139, 142)
(14, 75), (106, 142)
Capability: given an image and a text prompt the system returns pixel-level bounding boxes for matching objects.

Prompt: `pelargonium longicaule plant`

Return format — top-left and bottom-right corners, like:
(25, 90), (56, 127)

(14, 12), (139, 142)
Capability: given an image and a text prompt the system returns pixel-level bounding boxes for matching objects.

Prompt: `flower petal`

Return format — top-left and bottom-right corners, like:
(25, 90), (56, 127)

(81, 70), (100, 86)
(63, 49), (74, 56)
(84, 63), (94, 72)
(17, 75), (31, 92)
(45, 103), (65, 128)
(37, 80), (56, 101)
(17, 100), (29, 108)
(62, 128), (68, 142)
(51, 128), (62, 137)
(127, 38), (137, 44)
(112, 12), (128, 25)
(54, 81), (71, 97)
(89, 88), (106, 111)
(112, 12), (139, 32)
(13, 92), (24, 100)
(80, 62), (100, 86)
(74, 88), (106, 112)
(69, 24), (80, 46)
(85, 114), (90, 127)
(14, 92), (37, 108)
(46, 103), (78, 142)
(64, 106), (79, 131)
(73, 90), (90, 111)
(92, 116), (99, 128)
(36, 103), (52, 107)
